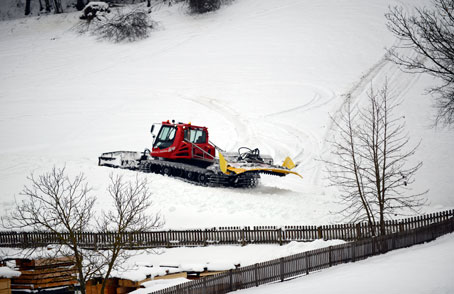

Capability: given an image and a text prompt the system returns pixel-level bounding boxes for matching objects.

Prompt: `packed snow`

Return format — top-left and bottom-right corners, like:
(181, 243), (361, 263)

(0, 240), (345, 288)
(108, 239), (345, 281)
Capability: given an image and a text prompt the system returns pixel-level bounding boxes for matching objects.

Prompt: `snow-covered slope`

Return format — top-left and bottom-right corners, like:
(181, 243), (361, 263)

(237, 233), (454, 294)
(0, 0), (452, 228)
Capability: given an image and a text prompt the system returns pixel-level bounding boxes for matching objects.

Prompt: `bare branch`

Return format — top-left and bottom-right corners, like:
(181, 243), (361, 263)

(324, 81), (427, 235)
(96, 173), (163, 294)
(1, 168), (164, 294)
(386, 0), (454, 126)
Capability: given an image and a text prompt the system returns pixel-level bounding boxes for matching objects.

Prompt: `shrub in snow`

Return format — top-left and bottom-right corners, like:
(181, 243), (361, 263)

(77, 4), (155, 43)
(94, 8), (154, 42)
(80, 1), (110, 21)
(188, 0), (221, 13)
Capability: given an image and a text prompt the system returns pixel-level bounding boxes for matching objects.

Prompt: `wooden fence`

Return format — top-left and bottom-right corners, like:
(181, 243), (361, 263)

(150, 216), (454, 294)
(0, 210), (452, 249)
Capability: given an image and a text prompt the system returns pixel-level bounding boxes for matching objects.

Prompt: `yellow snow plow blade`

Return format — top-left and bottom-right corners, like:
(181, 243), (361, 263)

(282, 156), (296, 169)
(219, 152), (229, 174)
(226, 166), (303, 178)
(219, 152), (302, 178)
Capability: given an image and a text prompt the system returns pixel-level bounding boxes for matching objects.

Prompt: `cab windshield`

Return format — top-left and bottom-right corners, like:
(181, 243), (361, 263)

(153, 125), (177, 149)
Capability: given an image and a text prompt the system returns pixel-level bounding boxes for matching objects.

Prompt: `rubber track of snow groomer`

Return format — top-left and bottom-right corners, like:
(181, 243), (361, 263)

(138, 159), (260, 188)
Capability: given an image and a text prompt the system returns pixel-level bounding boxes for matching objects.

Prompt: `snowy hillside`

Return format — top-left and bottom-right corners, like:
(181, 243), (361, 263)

(0, 0), (453, 229)
(237, 233), (454, 294)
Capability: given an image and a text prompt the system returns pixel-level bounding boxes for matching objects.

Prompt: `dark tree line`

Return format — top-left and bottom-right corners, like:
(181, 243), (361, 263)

(25, 0), (63, 15)
(23, 0), (228, 17)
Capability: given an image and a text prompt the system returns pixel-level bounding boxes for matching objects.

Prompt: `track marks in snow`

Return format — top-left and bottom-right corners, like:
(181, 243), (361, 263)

(318, 50), (422, 184)
(181, 89), (328, 174)
(180, 95), (256, 150)
(266, 84), (336, 118)
(326, 49), (421, 139)
(228, 0), (307, 23)
(260, 83), (336, 178)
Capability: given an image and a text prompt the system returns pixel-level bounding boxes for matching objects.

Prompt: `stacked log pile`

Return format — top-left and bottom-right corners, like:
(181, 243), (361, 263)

(12, 257), (77, 294)
(0, 278), (11, 294)
(86, 279), (118, 294)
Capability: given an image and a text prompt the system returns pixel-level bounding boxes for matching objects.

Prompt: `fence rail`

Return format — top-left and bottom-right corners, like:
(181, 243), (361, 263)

(0, 210), (452, 249)
(150, 216), (454, 294)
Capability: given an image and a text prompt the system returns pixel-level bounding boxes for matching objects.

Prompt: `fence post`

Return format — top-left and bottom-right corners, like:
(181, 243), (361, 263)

(22, 232), (28, 248)
(280, 258), (285, 282)
(328, 246), (332, 267)
(204, 229), (208, 247)
(450, 216), (454, 233)
(278, 227), (283, 246)
(351, 242), (356, 262)
(305, 252), (310, 275)
(166, 230), (171, 248)
(317, 226), (323, 240)
(241, 228), (245, 246)
(255, 263), (259, 286)
(355, 223), (361, 240)
(229, 269), (233, 291)
(94, 233), (98, 250)
(372, 237), (376, 256)
(203, 278), (207, 294)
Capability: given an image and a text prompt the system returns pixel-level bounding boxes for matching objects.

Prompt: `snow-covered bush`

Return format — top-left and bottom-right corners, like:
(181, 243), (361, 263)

(188, 0), (221, 13)
(79, 1), (110, 21)
(94, 8), (154, 42)
(77, 3), (155, 43)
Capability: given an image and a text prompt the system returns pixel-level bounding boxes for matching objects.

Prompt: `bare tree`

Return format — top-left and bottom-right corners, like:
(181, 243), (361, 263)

(53, 0), (63, 13)
(2, 167), (97, 294)
(24, 0), (61, 15)
(324, 82), (427, 236)
(386, 0), (454, 126)
(25, 0), (31, 15)
(2, 168), (163, 294)
(96, 174), (163, 294)
(44, 0), (51, 12)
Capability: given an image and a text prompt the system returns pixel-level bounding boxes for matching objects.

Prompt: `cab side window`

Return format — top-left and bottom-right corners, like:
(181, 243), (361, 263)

(188, 129), (207, 144)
